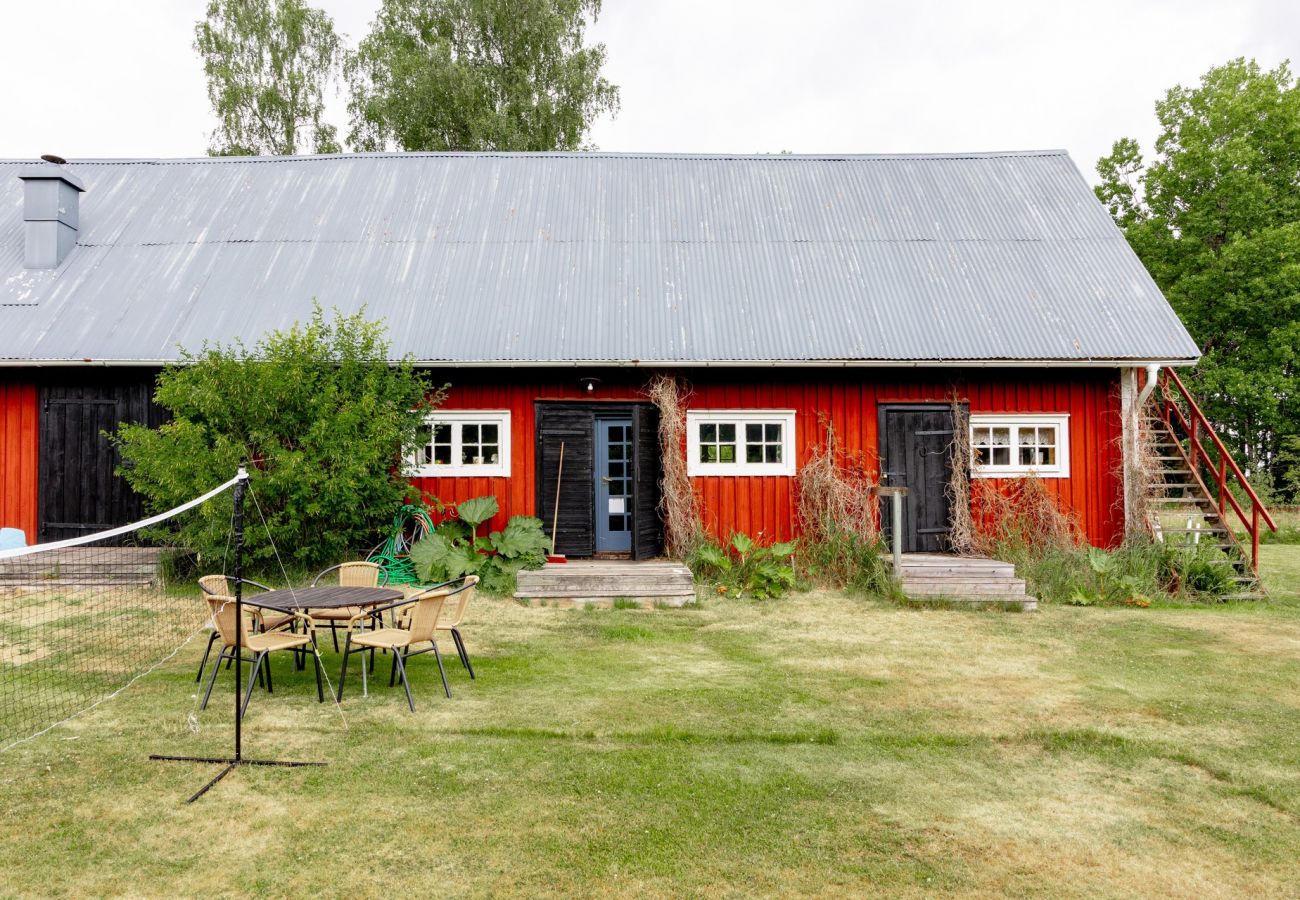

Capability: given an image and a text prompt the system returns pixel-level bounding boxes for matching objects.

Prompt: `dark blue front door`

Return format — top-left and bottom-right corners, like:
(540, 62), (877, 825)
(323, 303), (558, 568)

(594, 418), (633, 553)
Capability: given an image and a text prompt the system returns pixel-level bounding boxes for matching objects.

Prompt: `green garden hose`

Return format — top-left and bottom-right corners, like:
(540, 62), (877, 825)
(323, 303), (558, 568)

(367, 503), (437, 585)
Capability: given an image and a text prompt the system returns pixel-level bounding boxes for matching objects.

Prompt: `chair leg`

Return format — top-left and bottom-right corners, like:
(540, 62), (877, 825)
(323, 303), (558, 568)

(393, 651), (416, 712)
(241, 652), (266, 720)
(196, 630), (218, 683)
(451, 628), (474, 679)
(336, 633), (353, 702)
(200, 648), (225, 710)
(389, 649), (399, 688)
(264, 652), (274, 694)
(430, 640), (452, 699)
(331, 621), (339, 653)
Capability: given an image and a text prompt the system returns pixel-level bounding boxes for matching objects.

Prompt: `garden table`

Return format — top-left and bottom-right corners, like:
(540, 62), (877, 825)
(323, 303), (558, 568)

(245, 585), (406, 696)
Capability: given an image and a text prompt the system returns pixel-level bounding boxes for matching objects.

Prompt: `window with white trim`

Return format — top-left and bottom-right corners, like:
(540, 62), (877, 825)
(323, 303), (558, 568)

(410, 410), (511, 477)
(969, 414), (1069, 478)
(686, 410), (796, 476)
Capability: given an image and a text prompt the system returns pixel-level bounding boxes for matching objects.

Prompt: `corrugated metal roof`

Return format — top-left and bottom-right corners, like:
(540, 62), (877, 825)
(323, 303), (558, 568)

(0, 150), (1200, 365)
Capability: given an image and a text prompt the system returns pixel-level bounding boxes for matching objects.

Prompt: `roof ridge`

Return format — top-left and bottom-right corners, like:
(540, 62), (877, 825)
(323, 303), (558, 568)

(0, 149), (1071, 165)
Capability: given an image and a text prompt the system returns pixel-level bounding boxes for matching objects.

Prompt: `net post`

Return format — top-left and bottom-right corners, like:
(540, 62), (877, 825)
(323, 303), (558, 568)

(233, 466), (248, 763)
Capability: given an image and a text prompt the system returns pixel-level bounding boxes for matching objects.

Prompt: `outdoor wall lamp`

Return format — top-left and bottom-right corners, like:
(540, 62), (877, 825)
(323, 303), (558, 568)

(579, 376), (601, 393)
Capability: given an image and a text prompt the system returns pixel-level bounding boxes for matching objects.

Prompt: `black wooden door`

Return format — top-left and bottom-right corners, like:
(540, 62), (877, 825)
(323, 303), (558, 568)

(38, 374), (164, 541)
(536, 402), (663, 559)
(536, 404), (596, 557)
(879, 406), (955, 553)
(631, 405), (663, 560)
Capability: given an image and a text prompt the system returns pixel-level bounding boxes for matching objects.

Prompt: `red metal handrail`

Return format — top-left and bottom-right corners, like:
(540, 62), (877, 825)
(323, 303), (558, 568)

(1154, 367), (1277, 576)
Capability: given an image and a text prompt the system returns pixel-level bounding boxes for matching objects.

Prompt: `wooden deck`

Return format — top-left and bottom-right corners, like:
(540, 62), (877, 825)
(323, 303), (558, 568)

(515, 560), (695, 607)
(900, 553), (1037, 610)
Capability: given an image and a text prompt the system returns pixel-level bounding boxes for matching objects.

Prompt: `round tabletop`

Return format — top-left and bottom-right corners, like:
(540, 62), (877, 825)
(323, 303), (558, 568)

(248, 585), (404, 612)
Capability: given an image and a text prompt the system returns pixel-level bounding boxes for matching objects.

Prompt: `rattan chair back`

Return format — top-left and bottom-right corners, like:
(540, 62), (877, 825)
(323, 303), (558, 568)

(336, 561), (380, 588)
(206, 592), (254, 650)
(439, 575), (479, 629)
(405, 590), (450, 644)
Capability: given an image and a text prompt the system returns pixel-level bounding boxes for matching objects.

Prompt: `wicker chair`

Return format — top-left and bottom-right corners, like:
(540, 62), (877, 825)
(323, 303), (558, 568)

(398, 575), (479, 679)
(195, 575), (295, 684)
(199, 589), (323, 720)
(309, 561), (383, 651)
(337, 586), (453, 711)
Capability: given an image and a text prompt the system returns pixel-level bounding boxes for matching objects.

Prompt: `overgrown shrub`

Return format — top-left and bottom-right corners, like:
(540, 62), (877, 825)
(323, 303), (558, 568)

(112, 305), (442, 573)
(794, 420), (900, 598)
(408, 495), (549, 596)
(688, 532), (797, 600)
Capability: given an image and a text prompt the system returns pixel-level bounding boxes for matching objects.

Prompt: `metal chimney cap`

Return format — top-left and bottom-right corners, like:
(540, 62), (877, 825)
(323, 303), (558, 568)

(17, 164), (85, 192)
(40, 154), (67, 165)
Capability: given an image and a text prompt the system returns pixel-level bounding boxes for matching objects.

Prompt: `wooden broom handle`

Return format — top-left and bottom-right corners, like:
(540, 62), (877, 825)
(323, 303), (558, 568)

(550, 442), (565, 556)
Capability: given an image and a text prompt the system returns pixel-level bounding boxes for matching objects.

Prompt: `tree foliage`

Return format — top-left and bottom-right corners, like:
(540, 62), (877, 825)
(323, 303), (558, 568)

(112, 306), (443, 573)
(1096, 59), (1300, 496)
(345, 0), (619, 151)
(195, 0), (343, 155)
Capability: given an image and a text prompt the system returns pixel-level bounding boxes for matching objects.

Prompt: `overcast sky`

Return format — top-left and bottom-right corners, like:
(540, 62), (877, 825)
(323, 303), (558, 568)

(0, 1), (1296, 182)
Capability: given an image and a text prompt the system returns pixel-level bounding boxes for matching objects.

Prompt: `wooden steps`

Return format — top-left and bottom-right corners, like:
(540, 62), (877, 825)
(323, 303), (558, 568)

(0, 547), (165, 589)
(515, 560), (696, 607)
(1143, 416), (1263, 598)
(899, 554), (1037, 610)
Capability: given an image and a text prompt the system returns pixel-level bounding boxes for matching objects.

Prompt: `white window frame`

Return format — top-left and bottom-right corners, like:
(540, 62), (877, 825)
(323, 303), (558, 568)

(409, 410), (511, 477)
(686, 409), (796, 476)
(969, 414), (1070, 479)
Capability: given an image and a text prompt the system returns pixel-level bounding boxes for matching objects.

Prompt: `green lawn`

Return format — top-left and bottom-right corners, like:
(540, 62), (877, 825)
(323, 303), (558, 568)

(2, 550), (1299, 896)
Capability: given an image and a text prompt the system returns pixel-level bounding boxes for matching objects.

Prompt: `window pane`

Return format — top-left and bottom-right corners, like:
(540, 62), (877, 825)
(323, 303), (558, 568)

(719, 444), (736, 463)
(609, 444), (624, 460)
(1038, 426), (1055, 447)
(719, 424), (736, 442)
(1039, 446), (1055, 465)
(433, 445), (452, 465)
(746, 445), (762, 463)
(765, 423), (781, 442)
(608, 515), (625, 532)
(746, 424), (762, 443)
(992, 447), (1010, 465)
(482, 444), (499, 463)
(701, 445), (717, 463)
(1020, 446), (1035, 465)
(462, 447), (479, 464)
(991, 427), (1010, 447)
(481, 424), (498, 443)
(433, 423), (451, 444)
(462, 424), (479, 443)
(766, 444), (781, 463)
(972, 446), (985, 465)
(701, 423), (716, 443)
(609, 462), (624, 477)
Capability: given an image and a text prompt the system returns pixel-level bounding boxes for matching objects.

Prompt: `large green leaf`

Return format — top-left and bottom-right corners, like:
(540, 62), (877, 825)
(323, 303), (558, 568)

(409, 532), (453, 582)
(490, 516), (550, 560)
(455, 495), (500, 529)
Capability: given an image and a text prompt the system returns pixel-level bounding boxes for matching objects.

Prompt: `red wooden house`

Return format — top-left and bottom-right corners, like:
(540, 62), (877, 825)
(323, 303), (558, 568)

(0, 151), (1200, 556)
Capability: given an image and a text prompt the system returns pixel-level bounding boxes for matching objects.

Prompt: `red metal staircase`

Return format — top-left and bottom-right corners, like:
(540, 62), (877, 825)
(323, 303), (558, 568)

(1147, 368), (1277, 592)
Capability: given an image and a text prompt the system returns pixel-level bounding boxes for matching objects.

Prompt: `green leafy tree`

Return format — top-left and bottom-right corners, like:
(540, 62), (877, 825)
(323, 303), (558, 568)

(345, 0), (619, 151)
(195, 0), (343, 155)
(1096, 59), (1300, 496)
(112, 306), (445, 572)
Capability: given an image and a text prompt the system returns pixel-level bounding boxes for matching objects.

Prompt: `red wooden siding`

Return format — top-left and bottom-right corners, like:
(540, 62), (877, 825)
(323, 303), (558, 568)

(411, 368), (1124, 549)
(0, 381), (39, 543)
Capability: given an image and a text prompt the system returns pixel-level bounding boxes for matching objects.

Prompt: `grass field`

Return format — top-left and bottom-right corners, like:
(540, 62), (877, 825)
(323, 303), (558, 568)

(1, 549), (1298, 897)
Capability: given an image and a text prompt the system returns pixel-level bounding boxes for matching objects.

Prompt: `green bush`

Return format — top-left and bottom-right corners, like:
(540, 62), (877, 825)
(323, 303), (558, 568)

(796, 523), (901, 600)
(1006, 540), (1238, 606)
(112, 305), (442, 574)
(409, 495), (549, 596)
(688, 532), (797, 600)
